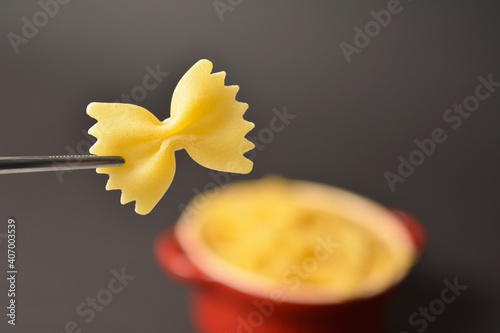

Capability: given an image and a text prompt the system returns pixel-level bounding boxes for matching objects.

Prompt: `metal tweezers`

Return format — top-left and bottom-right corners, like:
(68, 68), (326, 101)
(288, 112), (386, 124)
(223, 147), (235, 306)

(0, 155), (124, 174)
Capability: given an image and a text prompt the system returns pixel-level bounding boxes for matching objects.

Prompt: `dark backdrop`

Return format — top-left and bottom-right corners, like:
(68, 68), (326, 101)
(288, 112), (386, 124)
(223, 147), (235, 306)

(0, 1), (499, 332)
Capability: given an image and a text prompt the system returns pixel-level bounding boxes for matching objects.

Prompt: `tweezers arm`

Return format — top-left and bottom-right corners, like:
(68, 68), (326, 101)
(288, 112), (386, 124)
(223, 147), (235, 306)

(0, 155), (125, 175)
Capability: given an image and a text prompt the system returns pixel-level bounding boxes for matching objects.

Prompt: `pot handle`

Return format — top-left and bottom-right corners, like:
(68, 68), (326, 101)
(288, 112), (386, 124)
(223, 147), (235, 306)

(154, 228), (212, 286)
(388, 208), (426, 254)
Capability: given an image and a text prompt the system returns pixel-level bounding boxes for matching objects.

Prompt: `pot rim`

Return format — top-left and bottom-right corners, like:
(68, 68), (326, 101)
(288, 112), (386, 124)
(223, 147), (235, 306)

(175, 179), (423, 305)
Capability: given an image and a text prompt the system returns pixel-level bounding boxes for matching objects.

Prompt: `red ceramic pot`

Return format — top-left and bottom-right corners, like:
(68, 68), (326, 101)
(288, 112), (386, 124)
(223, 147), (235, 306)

(155, 208), (425, 333)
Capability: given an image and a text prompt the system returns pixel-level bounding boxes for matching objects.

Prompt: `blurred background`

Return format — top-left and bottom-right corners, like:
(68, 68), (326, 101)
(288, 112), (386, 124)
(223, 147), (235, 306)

(0, 1), (499, 332)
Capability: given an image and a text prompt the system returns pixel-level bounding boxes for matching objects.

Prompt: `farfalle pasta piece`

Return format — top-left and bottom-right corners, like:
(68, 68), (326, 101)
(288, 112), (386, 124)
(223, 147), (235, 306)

(87, 59), (254, 215)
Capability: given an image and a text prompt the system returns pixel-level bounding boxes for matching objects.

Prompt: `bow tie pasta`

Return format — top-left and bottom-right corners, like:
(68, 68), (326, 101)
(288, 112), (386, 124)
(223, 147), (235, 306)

(87, 59), (255, 215)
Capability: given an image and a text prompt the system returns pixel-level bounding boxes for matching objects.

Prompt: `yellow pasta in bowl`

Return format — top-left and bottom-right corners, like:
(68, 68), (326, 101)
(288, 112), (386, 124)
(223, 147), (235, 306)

(87, 60), (254, 215)
(175, 176), (419, 303)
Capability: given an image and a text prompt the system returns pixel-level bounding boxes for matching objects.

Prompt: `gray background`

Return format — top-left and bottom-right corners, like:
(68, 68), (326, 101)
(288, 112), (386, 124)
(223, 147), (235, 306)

(0, 1), (499, 332)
